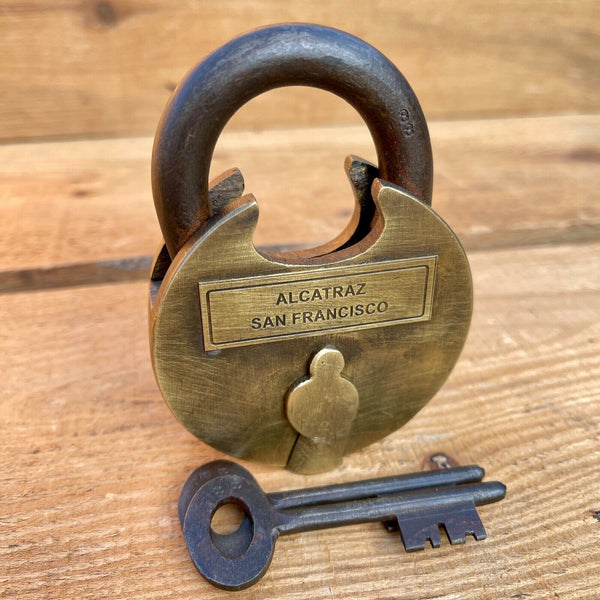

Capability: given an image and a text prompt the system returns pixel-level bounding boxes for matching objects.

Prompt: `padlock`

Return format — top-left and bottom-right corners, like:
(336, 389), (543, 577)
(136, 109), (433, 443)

(149, 24), (472, 474)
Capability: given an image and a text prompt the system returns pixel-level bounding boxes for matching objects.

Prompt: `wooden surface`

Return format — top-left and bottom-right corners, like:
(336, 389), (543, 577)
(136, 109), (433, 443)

(1, 115), (598, 291)
(1, 245), (599, 599)
(1, 112), (600, 598)
(1, 0), (598, 140)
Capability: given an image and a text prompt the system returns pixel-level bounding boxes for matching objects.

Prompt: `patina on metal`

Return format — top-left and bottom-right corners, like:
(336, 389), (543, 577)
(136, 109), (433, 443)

(152, 23), (433, 259)
(149, 24), (473, 473)
(179, 460), (506, 590)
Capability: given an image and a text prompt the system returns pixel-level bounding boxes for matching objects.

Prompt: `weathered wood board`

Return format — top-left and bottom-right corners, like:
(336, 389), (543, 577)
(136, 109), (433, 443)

(1, 1), (598, 139)
(0, 115), (598, 293)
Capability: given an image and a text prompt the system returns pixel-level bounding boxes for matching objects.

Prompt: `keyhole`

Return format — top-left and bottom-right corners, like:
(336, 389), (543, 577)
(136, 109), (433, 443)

(210, 87), (376, 252)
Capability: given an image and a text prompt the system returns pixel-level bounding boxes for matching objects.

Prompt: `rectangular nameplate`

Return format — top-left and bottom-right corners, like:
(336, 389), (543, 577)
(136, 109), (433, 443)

(198, 256), (437, 350)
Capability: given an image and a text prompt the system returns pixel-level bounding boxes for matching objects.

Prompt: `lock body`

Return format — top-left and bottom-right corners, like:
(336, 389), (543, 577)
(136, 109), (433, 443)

(149, 24), (472, 473)
(149, 180), (471, 470)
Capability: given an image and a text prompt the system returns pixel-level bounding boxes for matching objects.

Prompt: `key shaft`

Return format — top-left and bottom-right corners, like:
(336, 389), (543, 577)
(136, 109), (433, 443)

(275, 481), (506, 535)
(269, 464), (484, 509)
(179, 459), (485, 524)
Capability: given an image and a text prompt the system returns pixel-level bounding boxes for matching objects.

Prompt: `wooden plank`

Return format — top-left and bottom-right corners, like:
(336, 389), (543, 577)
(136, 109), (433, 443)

(0, 1), (598, 140)
(0, 115), (598, 292)
(1, 241), (599, 598)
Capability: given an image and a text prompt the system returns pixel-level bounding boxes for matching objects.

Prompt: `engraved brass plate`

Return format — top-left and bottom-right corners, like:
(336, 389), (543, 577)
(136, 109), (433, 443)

(198, 256), (437, 350)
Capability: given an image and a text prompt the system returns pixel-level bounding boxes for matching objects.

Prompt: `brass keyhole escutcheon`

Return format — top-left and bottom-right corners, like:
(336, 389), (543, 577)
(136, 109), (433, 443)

(286, 347), (359, 474)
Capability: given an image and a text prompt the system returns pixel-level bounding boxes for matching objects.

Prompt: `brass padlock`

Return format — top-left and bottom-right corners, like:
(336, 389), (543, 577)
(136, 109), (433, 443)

(149, 24), (472, 474)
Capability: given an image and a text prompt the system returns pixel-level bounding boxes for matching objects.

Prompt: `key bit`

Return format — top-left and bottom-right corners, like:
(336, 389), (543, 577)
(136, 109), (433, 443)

(396, 495), (489, 551)
(179, 460), (506, 590)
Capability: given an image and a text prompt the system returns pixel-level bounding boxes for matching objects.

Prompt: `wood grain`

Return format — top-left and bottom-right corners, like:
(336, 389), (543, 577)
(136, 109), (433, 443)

(1, 241), (599, 598)
(1, 1), (598, 140)
(0, 115), (598, 292)
(2, 5), (599, 593)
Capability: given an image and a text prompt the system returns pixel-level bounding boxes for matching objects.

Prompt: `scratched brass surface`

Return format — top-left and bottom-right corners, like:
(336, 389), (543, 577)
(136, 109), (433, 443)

(149, 178), (472, 468)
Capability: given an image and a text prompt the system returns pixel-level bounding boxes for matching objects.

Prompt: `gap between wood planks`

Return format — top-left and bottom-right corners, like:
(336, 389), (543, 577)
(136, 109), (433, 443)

(2, 115), (598, 293)
(1, 229), (599, 295)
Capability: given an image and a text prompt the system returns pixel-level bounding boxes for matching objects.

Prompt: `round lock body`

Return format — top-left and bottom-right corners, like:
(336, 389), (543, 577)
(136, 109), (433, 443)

(149, 25), (472, 473)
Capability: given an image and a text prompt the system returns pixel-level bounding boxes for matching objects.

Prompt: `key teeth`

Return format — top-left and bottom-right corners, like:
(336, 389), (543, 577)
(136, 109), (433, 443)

(444, 502), (487, 545)
(444, 515), (487, 545)
(444, 523), (466, 545)
(397, 518), (442, 551)
(396, 503), (488, 551)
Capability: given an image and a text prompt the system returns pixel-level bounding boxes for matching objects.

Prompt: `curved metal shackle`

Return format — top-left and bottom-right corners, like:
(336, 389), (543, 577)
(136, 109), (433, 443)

(152, 23), (433, 258)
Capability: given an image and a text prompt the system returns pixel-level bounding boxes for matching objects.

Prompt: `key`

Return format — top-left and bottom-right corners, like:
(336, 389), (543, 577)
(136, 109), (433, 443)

(178, 459), (486, 524)
(180, 460), (506, 590)
(178, 459), (487, 568)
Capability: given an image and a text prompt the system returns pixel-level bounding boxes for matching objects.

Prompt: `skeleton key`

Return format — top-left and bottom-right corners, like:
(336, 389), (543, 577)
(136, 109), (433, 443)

(180, 461), (505, 590)
(178, 459), (486, 525)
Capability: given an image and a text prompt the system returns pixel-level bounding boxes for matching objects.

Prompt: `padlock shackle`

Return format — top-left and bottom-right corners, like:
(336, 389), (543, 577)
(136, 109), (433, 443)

(152, 24), (433, 258)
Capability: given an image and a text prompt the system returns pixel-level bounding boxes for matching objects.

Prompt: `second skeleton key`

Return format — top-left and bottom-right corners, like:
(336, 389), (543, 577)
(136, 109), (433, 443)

(180, 460), (505, 590)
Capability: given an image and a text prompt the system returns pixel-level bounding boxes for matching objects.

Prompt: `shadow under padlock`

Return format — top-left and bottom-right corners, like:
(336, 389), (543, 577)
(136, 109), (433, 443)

(148, 24), (472, 474)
